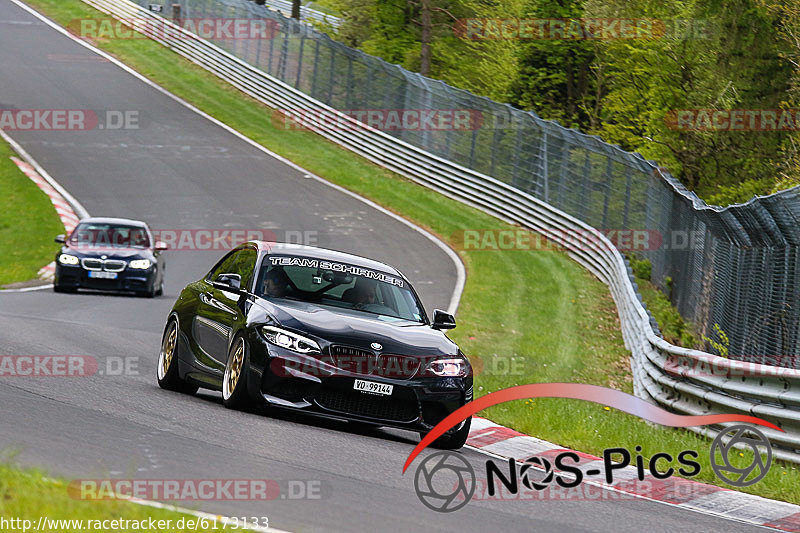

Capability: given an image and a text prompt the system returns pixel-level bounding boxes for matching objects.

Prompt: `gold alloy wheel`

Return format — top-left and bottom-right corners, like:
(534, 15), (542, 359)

(161, 322), (177, 378)
(226, 339), (244, 397)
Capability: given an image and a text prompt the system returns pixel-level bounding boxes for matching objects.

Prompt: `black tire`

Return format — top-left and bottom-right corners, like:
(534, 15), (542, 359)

(222, 336), (250, 409)
(157, 318), (198, 394)
(422, 416), (472, 450)
(155, 281), (163, 297)
(141, 283), (157, 298)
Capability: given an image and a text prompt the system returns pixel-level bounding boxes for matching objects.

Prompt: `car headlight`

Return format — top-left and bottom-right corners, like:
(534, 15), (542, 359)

(128, 259), (152, 269)
(422, 357), (470, 377)
(260, 326), (320, 354)
(58, 254), (80, 265)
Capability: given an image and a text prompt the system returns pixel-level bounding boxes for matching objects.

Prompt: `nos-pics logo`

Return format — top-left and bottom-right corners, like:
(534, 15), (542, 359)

(414, 424), (773, 513)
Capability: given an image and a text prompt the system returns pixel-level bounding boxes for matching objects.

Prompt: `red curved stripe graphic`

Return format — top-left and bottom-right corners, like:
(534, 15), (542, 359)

(402, 383), (782, 473)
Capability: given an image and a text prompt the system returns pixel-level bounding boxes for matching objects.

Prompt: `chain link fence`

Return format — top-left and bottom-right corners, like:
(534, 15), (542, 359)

(143, 0), (800, 363)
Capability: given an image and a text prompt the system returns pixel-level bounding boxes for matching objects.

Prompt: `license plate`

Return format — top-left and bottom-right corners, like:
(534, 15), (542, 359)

(353, 379), (393, 396)
(88, 271), (118, 279)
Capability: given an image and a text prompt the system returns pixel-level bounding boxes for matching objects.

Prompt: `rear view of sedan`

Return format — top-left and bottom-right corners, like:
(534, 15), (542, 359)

(54, 217), (167, 297)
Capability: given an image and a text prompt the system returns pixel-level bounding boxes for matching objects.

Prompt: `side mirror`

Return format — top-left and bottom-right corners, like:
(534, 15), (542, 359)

(55, 234), (66, 244)
(431, 309), (456, 330)
(213, 273), (241, 291)
(154, 241), (168, 251)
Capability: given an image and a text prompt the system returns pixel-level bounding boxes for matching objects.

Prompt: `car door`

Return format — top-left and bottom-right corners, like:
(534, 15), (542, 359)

(193, 248), (257, 369)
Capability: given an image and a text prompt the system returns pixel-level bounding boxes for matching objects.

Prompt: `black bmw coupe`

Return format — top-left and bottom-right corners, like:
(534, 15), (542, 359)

(157, 241), (472, 449)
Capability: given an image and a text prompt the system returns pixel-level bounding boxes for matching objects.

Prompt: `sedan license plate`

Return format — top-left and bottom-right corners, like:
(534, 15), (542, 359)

(88, 271), (118, 279)
(353, 379), (393, 396)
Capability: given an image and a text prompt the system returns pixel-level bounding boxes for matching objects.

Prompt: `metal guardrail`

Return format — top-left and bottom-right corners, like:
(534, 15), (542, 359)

(81, 0), (800, 462)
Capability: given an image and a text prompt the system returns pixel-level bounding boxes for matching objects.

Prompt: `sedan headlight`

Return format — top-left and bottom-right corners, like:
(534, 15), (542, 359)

(58, 254), (79, 265)
(260, 326), (320, 354)
(128, 259), (152, 269)
(422, 357), (470, 377)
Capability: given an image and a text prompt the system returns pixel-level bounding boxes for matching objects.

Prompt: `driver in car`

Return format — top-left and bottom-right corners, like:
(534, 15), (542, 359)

(348, 278), (377, 307)
(263, 268), (291, 298)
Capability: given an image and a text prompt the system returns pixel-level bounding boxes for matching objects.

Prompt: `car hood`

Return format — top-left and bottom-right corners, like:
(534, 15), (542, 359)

(61, 246), (153, 259)
(251, 297), (458, 357)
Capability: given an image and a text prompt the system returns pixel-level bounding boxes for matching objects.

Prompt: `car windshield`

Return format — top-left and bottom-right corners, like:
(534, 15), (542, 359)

(68, 223), (150, 249)
(256, 256), (425, 323)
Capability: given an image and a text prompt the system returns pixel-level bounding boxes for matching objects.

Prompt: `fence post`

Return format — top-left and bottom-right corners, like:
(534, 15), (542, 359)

(541, 130), (549, 203)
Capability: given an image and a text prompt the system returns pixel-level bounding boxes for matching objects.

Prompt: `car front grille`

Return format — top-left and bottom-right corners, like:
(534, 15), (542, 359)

(330, 345), (375, 374)
(103, 260), (127, 272)
(328, 346), (421, 378)
(315, 386), (419, 422)
(81, 258), (103, 270)
(375, 355), (421, 379)
(80, 258), (128, 272)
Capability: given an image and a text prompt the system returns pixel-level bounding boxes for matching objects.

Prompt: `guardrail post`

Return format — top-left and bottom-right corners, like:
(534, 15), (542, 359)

(171, 3), (180, 23)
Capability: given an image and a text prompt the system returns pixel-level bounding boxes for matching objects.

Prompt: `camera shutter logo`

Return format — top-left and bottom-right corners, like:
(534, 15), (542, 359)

(520, 456), (554, 491)
(414, 452), (475, 512)
(710, 424), (772, 487)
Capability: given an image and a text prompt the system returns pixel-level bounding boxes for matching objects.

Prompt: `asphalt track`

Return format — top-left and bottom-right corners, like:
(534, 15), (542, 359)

(0, 1), (773, 530)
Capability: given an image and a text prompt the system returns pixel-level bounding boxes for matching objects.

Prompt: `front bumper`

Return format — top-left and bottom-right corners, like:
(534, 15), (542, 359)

(55, 263), (155, 293)
(244, 330), (472, 432)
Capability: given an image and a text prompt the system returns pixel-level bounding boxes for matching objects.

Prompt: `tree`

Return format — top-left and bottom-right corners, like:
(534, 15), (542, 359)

(581, 0), (793, 200)
(507, 0), (604, 131)
(759, 0), (800, 193)
(331, 0), (470, 78)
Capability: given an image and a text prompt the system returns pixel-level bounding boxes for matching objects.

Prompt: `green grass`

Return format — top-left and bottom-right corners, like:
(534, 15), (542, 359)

(0, 139), (64, 286)
(17, 0), (800, 504)
(0, 462), (239, 531)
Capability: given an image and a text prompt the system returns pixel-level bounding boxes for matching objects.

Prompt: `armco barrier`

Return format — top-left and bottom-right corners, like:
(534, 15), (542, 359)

(78, 0), (800, 462)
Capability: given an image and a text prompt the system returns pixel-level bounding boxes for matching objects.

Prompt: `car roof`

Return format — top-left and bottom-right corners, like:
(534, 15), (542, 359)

(248, 241), (404, 277)
(76, 217), (149, 228)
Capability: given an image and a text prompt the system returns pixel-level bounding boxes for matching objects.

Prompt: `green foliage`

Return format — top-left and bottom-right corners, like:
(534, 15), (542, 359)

(634, 269), (698, 348)
(507, 0), (603, 130)
(330, 0), (526, 101)
(583, 0), (793, 198)
(627, 254), (651, 281)
(704, 177), (773, 205)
